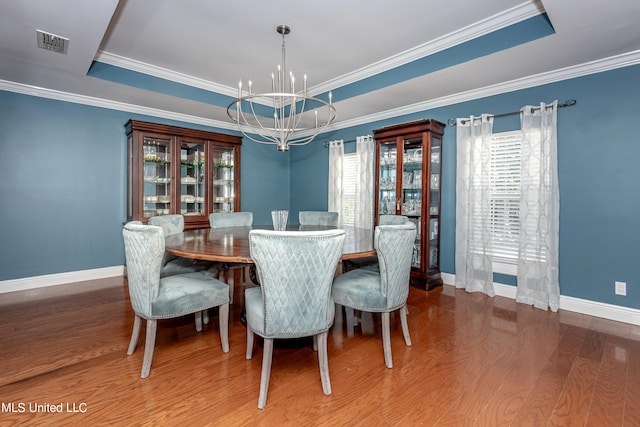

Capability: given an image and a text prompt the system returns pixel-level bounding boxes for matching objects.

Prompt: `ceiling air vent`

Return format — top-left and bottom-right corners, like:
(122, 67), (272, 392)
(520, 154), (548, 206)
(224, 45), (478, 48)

(36, 29), (69, 54)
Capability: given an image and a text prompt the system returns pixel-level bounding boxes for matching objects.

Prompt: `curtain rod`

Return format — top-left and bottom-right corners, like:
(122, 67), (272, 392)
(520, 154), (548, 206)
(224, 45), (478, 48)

(322, 136), (372, 148)
(447, 99), (577, 126)
(323, 139), (355, 148)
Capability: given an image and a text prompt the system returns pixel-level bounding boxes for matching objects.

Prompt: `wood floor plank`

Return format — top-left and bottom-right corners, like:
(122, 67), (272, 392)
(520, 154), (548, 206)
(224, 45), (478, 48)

(585, 338), (628, 427)
(548, 355), (599, 426)
(623, 339), (640, 426)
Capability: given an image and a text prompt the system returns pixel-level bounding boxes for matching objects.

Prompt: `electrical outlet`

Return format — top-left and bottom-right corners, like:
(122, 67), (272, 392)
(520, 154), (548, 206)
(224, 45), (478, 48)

(615, 281), (627, 296)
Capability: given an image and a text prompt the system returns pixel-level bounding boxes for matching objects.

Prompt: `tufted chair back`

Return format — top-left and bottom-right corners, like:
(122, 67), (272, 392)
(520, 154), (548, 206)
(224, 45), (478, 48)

(298, 211), (339, 227)
(149, 214), (184, 236)
(375, 223), (417, 310)
(209, 212), (253, 228)
(248, 229), (345, 337)
(149, 214), (183, 265)
(122, 222), (164, 318)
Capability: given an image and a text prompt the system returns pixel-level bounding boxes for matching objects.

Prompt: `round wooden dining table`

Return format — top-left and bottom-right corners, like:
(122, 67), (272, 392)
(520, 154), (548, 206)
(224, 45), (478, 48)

(164, 225), (376, 264)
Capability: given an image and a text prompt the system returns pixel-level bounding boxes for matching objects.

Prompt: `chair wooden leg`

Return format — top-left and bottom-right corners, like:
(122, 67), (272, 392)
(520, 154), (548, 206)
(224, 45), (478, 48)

(194, 311), (203, 332)
(313, 335), (318, 351)
(220, 269), (236, 303)
(258, 338), (274, 409)
(400, 305), (412, 346)
(344, 306), (356, 338)
(218, 303), (229, 353)
(141, 319), (157, 378)
(381, 312), (393, 368)
(246, 327), (254, 359)
(317, 331), (332, 395)
(203, 309), (209, 325)
(127, 314), (142, 355)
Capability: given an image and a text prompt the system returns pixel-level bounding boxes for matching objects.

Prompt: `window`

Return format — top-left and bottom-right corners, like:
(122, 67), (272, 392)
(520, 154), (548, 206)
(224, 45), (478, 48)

(341, 153), (357, 227)
(489, 131), (521, 275)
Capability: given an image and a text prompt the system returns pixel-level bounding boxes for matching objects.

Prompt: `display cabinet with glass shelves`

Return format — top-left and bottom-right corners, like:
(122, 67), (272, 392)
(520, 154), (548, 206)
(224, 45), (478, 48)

(373, 119), (445, 290)
(126, 120), (242, 229)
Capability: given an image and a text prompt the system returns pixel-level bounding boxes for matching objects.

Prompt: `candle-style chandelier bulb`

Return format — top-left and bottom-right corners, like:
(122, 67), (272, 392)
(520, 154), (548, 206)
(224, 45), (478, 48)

(227, 25), (336, 152)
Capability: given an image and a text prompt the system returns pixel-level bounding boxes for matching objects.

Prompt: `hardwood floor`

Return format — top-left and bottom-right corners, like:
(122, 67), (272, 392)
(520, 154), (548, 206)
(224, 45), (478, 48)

(1, 277), (640, 426)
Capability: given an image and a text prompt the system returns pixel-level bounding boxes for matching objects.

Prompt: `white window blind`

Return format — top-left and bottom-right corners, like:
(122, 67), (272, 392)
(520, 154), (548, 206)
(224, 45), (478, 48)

(341, 153), (357, 227)
(489, 131), (521, 266)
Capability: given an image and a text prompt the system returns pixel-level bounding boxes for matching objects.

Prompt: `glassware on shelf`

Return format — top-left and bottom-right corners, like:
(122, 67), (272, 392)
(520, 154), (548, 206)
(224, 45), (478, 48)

(380, 176), (396, 190)
(402, 172), (413, 189)
(412, 170), (421, 189)
(430, 174), (439, 190)
(429, 247), (438, 268)
(402, 199), (422, 216)
(412, 148), (422, 163)
(412, 243), (420, 267)
(381, 196), (389, 214)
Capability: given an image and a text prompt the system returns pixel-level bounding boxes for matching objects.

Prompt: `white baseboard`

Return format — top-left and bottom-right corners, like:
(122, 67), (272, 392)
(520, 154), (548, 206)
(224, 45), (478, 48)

(440, 272), (640, 326)
(0, 266), (125, 294)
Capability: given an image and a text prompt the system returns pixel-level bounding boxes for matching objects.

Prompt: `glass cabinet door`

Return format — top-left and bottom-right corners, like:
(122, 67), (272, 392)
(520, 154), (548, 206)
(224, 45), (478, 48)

(127, 119), (243, 229)
(428, 135), (441, 270)
(213, 146), (236, 213)
(143, 137), (172, 218)
(373, 119), (445, 290)
(402, 137), (423, 268)
(180, 141), (205, 218)
(378, 142), (397, 216)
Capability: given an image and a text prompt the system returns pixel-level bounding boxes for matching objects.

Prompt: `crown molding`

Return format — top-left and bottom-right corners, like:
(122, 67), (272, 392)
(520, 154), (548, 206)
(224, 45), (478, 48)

(312, 0), (544, 94)
(331, 49), (640, 131)
(1, 50), (638, 135)
(94, 50), (239, 98)
(0, 79), (238, 131)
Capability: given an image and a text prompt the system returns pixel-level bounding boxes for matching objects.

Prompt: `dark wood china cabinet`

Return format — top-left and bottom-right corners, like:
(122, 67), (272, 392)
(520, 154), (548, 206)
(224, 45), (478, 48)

(373, 119), (445, 290)
(126, 120), (242, 230)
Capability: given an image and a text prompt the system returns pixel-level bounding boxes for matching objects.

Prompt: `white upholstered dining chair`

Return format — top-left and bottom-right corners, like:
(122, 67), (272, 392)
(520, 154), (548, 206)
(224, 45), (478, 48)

(298, 211), (339, 227)
(379, 214), (409, 225)
(245, 229), (346, 409)
(149, 214), (222, 331)
(148, 214), (212, 277)
(208, 211), (254, 300)
(332, 222), (416, 368)
(122, 222), (230, 378)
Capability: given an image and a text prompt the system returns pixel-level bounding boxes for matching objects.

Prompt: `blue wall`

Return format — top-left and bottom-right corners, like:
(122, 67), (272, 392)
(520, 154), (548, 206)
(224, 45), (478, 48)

(0, 93), (288, 281)
(1, 64), (639, 312)
(291, 64), (640, 309)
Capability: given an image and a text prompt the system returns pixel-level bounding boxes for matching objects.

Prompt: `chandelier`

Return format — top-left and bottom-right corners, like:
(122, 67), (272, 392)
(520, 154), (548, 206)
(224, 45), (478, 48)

(227, 25), (336, 152)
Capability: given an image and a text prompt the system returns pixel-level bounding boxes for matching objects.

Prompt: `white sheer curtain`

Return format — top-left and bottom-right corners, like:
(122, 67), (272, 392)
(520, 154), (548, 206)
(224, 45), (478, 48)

(517, 101), (560, 311)
(327, 140), (344, 228)
(455, 114), (495, 296)
(355, 135), (374, 230)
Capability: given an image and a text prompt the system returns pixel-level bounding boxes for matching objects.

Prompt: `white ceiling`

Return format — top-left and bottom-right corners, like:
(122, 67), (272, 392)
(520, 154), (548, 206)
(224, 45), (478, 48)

(1, 0), (639, 132)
